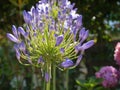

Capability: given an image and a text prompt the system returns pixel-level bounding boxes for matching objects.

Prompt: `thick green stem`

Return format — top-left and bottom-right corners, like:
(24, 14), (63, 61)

(46, 63), (51, 90)
(53, 65), (56, 90)
(65, 70), (69, 90)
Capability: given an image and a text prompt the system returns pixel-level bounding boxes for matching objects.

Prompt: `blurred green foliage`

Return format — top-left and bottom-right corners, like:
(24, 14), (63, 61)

(0, 0), (120, 90)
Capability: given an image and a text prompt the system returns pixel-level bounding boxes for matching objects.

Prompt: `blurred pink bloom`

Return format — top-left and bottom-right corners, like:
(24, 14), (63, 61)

(114, 42), (120, 65)
(95, 66), (119, 88)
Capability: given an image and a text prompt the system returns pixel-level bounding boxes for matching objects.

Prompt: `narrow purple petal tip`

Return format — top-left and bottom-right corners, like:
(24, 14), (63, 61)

(82, 40), (94, 50)
(75, 54), (83, 66)
(55, 35), (64, 46)
(7, 33), (19, 43)
(12, 25), (18, 38)
(38, 56), (44, 64)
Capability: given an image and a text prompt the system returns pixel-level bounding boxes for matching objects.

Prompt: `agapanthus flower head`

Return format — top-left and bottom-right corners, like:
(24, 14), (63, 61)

(7, 0), (94, 81)
(114, 42), (120, 65)
(95, 66), (119, 88)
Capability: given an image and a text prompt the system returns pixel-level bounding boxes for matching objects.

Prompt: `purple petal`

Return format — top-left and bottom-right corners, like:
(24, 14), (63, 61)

(18, 27), (26, 37)
(82, 40), (94, 50)
(61, 59), (74, 68)
(82, 30), (89, 41)
(79, 28), (85, 39)
(76, 15), (82, 28)
(45, 72), (50, 82)
(14, 45), (20, 60)
(75, 54), (83, 66)
(38, 56), (44, 64)
(75, 45), (83, 53)
(19, 41), (26, 51)
(60, 48), (65, 53)
(12, 25), (18, 38)
(23, 10), (32, 24)
(7, 33), (19, 43)
(55, 35), (64, 46)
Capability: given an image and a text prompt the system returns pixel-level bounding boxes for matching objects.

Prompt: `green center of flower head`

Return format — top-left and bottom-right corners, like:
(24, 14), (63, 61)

(7, 0), (94, 70)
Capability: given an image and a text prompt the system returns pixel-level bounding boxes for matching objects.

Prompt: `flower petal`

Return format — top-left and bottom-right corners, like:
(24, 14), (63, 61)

(75, 54), (82, 66)
(55, 35), (64, 46)
(82, 40), (94, 50)
(12, 25), (18, 38)
(7, 33), (19, 43)
(61, 59), (74, 68)
(45, 72), (50, 82)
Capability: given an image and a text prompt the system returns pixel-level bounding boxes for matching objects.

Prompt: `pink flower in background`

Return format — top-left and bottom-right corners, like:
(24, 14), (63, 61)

(95, 66), (119, 88)
(114, 42), (120, 65)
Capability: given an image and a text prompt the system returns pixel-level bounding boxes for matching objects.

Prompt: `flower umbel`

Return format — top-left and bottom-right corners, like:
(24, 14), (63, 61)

(7, 0), (94, 81)
(95, 66), (119, 88)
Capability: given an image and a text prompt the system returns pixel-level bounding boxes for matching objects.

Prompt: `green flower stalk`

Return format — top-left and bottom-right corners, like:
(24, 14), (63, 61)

(7, 0), (94, 89)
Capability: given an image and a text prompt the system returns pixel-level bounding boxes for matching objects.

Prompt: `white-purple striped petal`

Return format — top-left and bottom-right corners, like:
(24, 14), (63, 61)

(18, 27), (26, 37)
(55, 35), (64, 46)
(7, 33), (19, 43)
(82, 40), (94, 50)
(61, 59), (74, 68)
(12, 25), (18, 38)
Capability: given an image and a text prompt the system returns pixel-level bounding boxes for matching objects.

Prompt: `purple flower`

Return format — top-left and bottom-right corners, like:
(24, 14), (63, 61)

(61, 59), (74, 68)
(45, 72), (50, 82)
(74, 54), (83, 66)
(81, 40), (94, 50)
(38, 56), (44, 64)
(75, 40), (94, 52)
(12, 25), (18, 38)
(18, 27), (26, 37)
(14, 45), (21, 60)
(95, 66), (119, 88)
(23, 10), (32, 24)
(7, 33), (19, 43)
(75, 15), (82, 28)
(55, 35), (64, 46)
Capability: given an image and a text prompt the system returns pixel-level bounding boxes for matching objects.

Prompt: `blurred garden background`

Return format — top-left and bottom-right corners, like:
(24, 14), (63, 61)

(0, 0), (120, 90)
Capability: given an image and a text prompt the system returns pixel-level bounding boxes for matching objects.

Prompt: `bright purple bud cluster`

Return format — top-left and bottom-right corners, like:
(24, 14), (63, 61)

(95, 66), (119, 88)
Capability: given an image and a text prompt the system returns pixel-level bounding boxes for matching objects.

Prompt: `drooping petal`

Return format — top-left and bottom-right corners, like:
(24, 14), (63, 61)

(74, 54), (82, 66)
(14, 45), (20, 60)
(79, 28), (85, 39)
(61, 59), (74, 68)
(45, 72), (50, 82)
(82, 40), (94, 50)
(55, 35), (64, 46)
(7, 33), (19, 43)
(82, 30), (89, 41)
(12, 25), (18, 38)
(18, 27), (26, 37)
(23, 10), (32, 24)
